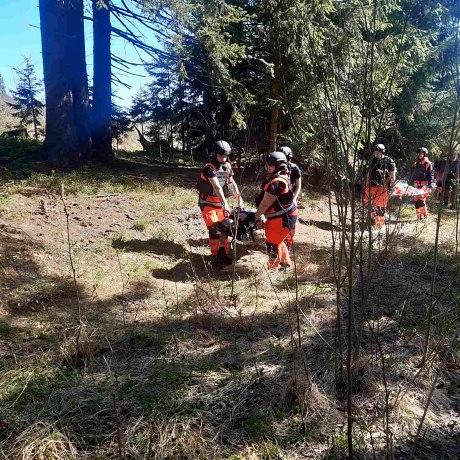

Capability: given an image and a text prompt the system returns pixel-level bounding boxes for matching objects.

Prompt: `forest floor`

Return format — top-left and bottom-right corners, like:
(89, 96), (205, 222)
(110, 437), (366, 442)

(0, 149), (459, 459)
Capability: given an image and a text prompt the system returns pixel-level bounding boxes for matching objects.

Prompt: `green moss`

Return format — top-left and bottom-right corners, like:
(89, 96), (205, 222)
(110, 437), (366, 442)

(246, 412), (274, 440)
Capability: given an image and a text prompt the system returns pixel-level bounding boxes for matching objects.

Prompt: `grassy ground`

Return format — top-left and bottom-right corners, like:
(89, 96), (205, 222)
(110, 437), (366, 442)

(0, 145), (459, 459)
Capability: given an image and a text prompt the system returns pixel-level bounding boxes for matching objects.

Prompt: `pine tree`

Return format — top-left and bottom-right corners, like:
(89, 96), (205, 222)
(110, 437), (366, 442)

(8, 58), (44, 139)
(0, 74), (7, 95)
(129, 87), (150, 135)
(111, 103), (131, 152)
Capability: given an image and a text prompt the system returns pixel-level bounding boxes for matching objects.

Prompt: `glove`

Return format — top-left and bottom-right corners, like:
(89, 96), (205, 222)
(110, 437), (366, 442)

(254, 215), (265, 229)
(223, 203), (231, 216)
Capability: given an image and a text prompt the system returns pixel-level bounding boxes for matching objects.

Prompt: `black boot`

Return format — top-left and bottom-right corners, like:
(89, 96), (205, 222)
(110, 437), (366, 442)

(211, 254), (221, 267)
(217, 247), (233, 265)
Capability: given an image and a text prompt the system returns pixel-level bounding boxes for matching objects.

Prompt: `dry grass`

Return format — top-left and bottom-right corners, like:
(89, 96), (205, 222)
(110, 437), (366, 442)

(59, 323), (102, 371)
(1, 156), (460, 459)
(283, 347), (312, 414)
(5, 422), (78, 460)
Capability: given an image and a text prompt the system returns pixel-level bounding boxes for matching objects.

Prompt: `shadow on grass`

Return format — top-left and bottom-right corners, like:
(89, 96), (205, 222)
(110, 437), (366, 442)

(0, 225), (84, 319)
(301, 218), (352, 233)
(2, 278), (459, 458)
(150, 254), (256, 282)
(1, 218), (459, 458)
(112, 237), (188, 259)
(187, 237), (209, 248)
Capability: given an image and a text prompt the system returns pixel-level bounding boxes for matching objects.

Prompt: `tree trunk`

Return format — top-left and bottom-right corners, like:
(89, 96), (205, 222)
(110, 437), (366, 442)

(167, 72), (173, 157)
(203, 76), (213, 154)
(39, 0), (91, 168)
(156, 96), (161, 159)
(26, 67), (39, 140)
(92, 0), (114, 161)
(180, 78), (185, 156)
(186, 96), (191, 156)
(269, 47), (281, 151)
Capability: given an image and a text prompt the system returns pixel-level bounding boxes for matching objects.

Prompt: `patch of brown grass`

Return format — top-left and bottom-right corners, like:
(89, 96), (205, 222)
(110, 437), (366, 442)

(59, 323), (102, 371)
(5, 421), (78, 460)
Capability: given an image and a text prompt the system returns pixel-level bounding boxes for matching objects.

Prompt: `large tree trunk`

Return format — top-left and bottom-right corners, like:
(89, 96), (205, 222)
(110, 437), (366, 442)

(39, 0), (91, 168)
(269, 47), (281, 151)
(180, 78), (185, 156)
(92, 0), (114, 161)
(167, 72), (174, 157)
(203, 76), (213, 154)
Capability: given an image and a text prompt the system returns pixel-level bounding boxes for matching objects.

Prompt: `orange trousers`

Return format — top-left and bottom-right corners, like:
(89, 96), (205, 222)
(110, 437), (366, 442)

(364, 185), (389, 228)
(264, 217), (296, 270)
(201, 206), (229, 255)
(414, 190), (429, 219)
(413, 181), (429, 219)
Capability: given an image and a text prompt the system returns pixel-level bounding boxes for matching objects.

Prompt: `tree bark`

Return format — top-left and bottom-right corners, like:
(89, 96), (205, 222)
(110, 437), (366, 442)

(39, 0), (91, 168)
(180, 78), (185, 156)
(269, 47), (281, 151)
(167, 72), (173, 155)
(203, 76), (213, 154)
(25, 64), (39, 140)
(92, 0), (114, 161)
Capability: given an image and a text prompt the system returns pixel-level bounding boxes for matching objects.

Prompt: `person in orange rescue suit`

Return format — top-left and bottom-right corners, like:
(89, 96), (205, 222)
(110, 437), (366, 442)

(254, 151), (298, 270)
(364, 144), (396, 228)
(197, 140), (244, 267)
(408, 147), (435, 220)
(279, 146), (301, 252)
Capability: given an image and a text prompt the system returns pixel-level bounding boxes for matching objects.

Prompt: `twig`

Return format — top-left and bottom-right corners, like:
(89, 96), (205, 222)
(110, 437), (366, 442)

(60, 184), (82, 323)
(61, 183), (84, 366)
(103, 354), (126, 460)
(115, 249), (127, 325)
(409, 331), (457, 459)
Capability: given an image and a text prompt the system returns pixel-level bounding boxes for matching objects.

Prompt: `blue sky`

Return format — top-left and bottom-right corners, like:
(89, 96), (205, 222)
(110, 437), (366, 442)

(0, 0), (154, 107)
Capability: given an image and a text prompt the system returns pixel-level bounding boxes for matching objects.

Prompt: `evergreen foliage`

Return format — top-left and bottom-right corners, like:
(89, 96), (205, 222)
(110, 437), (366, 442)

(111, 102), (132, 150)
(129, 0), (460, 166)
(0, 74), (7, 95)
(7, 58), (44, 140)
(33, 0), (460, 166)
(129, 87), (150, 134)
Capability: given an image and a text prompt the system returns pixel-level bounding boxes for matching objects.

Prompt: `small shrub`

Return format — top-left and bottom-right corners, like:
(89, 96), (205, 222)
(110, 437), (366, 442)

(398, 205), (414, 219)
(132, 219), (149, 231)
(0, 319), (13, 335)
(0, 137), (42, 161)
(246, 412), (273, 440)
(0, 195), (11, 208)
(259, 441), (280, 460)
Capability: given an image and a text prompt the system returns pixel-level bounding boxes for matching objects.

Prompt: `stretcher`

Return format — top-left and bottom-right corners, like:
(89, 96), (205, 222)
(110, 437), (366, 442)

(391, 181), (431, 198)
